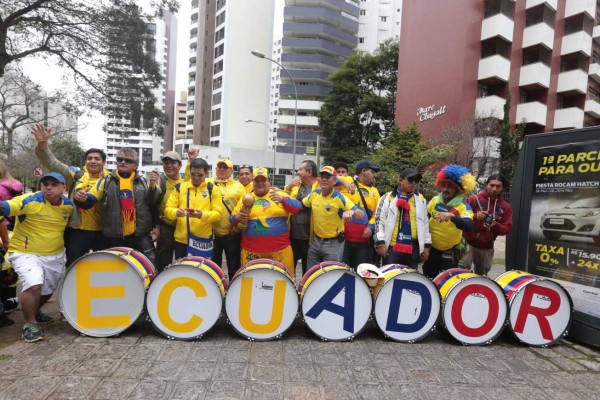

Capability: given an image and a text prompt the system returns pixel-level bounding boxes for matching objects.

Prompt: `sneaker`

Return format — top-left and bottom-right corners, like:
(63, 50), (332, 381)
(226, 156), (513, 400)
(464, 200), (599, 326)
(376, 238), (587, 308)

(3, 298), (18, 313)
(22, 323), (44, 343)
(35, 311), (54, 324)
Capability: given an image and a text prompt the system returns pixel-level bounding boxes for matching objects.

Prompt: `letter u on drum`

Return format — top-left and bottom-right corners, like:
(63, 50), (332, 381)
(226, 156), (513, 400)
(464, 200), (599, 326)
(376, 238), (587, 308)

(58, 250), (152, 337)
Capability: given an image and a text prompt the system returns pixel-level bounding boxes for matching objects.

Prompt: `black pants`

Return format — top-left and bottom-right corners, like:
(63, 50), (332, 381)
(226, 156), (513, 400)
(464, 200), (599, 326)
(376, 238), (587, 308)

(291, 237), (310, 276)
(385, 242), (421, 270)
(155, 222), (176, 271)
(109, 234), (156, 267)
(422, 247), (459, 279)
(342, 241), (375, 270)
(213, 233), (241, 280)
(65, 228), (110, 268)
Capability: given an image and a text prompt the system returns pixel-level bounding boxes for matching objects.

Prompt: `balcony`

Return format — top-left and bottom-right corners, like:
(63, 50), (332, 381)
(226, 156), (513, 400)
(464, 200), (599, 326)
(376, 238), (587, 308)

(554, 107), (584, 129)
(564, 0), (595, 18)
(557, 69), (588, 94)
(522, 23), (554, 49)
(481, 13), (514, 42)
(594, 25), (600, 43)
(478, 55), (511, 83)
(278, 115), (319, 126)
(475, 95), (505, 119)
(519, 62), (551, 88)
(516, 101), (547, 125)
(561, 31), (592, 57)
(190, 21), (198, 32)
(188, 64), (197, 75)
(525, 0), (557, 10)
(590, 62), (600, 83)
(584, 100), (600, 118)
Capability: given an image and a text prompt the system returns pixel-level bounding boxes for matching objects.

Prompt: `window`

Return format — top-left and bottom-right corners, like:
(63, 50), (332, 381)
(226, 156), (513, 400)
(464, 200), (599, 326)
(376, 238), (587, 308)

(381, 16), (387, 22)
(211, 108), (221, 121)
(215, 27), (225, 42)
(214, 60), (223, 74)
(213, 76), (222, 89)
(360, 10), (366, 15)
(359, 37), (365, 43)
(214, 43), (224, 57)
(212, 92), (222, 105)
(216, 11), (226, 25)
(211, 125), (221, 137)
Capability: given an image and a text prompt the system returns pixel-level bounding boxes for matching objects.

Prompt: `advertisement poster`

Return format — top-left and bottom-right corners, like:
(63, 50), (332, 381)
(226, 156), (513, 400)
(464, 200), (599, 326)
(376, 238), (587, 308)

(528, 141), (600, 327)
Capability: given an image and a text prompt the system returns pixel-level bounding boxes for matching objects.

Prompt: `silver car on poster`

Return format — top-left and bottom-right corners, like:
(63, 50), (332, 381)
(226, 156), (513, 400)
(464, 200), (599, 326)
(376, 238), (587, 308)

(540, 197), (600, 244)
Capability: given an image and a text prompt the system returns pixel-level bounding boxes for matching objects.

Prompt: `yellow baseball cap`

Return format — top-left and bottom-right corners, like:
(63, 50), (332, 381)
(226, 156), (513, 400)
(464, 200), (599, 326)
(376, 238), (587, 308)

(253, 167), (269, 180)
(217, 159), (233, 169)
(319, 165), (337, 176)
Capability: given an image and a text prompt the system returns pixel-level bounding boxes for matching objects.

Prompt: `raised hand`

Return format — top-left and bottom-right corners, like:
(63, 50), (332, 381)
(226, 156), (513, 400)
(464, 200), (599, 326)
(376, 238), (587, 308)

(188, 147), (199, 161)
(31, 124), (52, 142)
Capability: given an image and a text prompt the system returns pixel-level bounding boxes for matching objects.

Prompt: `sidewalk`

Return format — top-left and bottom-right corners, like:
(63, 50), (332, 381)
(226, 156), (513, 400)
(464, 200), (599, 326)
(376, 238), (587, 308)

(0, 237), (598, 400)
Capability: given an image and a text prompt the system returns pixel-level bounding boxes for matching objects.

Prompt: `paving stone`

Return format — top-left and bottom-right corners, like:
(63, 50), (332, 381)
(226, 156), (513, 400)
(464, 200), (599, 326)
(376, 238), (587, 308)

(144, 361), (183, 381)
(1, 356), (47, 378)
(219, 347), (250, 363)
(36, 354), (81, 376)
(319, 384), (359, 400)
(282, 349), (312, 364)
(47, 375), (100, 399)
(249, 362), (285, 381)
(71, 359), (116, 377)
(157, 342), (193, 362)
(58, 343), (101, 359)
(125, 342), (165, 360)
(354, 384), (390, 400)
(169, 381), (209, 400)
(92, 343), (133, 360)
(189, 346), (219, 362)
(129, 380), (174, 400)
(526, 371), (583, 390)
(205, 380), (246, 399)
(402, 369), (442, 385)
(284, 364), (318, 382)
(0, 341), (31, 357)
(283, 383), (321, 400)
(318, 365), (352, 383)
(576, 358), (600, 371)
(348, 364), (381, 384)
(90, 378), (138, 399)
(430, 386), (488, 400)
(0, 375), (63, 400)
(244, 382), (282, 399)
(311, 351), (343, 365)
(178, 362), (216, 381)
(548, 356), (588, 371)
(110, 358), (151, 379)
(385, 384), (432, 400)
(212, 362), (248, 381)
(551, 344), (590, 359)
(25, 342), (68, 358)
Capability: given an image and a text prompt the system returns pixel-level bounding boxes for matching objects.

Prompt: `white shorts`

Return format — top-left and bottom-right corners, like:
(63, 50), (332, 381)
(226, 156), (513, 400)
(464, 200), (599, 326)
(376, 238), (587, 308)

(9, 251), (66, 295)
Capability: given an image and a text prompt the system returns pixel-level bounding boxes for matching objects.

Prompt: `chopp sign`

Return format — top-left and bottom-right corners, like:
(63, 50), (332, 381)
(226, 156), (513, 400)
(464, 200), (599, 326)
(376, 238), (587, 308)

(417, 104), (447, 121)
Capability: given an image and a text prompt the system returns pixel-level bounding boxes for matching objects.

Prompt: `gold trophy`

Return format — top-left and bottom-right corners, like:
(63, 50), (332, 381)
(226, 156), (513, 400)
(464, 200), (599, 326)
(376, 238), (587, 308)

(233, 193), (255, 233)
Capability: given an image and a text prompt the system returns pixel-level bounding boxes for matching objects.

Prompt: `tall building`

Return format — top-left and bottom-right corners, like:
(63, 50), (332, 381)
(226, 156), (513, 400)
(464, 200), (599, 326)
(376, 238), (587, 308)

(357, 0), (402, 52)
(272, 0), (360, 157)
(105, 12), (178, 174)
(396, 1), (600, 139)
(173, 91), (192, 158)
(187, 0), (275, 150)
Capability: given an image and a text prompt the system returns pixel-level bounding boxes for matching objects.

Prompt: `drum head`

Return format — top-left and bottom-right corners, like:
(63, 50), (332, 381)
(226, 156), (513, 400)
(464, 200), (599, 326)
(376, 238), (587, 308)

(225, 267), (298, 340)
(508, 279), (573, 347)
(374, 271), (440, 342)
(58, 251), (147, 337)
(146, 265), (223, 340)
(301, 269), (372, 341)
(442, 276), (507, 345)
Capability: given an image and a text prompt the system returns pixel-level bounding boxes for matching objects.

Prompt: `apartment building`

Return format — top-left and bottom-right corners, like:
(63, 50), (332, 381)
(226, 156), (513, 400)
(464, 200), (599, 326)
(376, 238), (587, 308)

(357, 0), (402, 52)
(396, 0), (600, 138)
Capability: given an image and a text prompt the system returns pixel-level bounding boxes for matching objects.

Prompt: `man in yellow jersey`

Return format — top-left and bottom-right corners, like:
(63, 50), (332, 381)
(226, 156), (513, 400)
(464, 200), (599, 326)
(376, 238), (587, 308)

(273, 166), (365, 267)
(374, 168), (431, 269)
(342, 160), (381, 269)
(237, 165), (254, 194)
(74, 148), (161, 265)
(232, 167), (296, 273)
(1, 172), (74, 342)
(332, 161), (356, 197)
(284, 160), (319, 275)
(32, 124), (110, 268)
(422, 164), (475, 279)
(164, 158), (222, 259)
(151, 151), (186, 270)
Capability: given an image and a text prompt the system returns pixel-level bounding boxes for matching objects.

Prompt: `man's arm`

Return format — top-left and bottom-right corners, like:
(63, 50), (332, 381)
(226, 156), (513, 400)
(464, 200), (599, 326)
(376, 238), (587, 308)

(32, 124), (75, 192)
(491, 203), (513, 236)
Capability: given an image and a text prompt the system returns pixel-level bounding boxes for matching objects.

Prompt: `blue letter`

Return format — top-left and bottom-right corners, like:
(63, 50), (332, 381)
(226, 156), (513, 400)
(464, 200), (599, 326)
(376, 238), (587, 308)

(386, 280), (432, 333)
(306, 273), (356, 333)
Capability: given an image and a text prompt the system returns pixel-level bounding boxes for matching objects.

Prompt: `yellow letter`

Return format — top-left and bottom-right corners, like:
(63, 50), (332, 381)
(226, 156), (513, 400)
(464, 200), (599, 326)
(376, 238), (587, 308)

(76, 259), (130, 329)
(238, 277), (286, 334)
(157, 277), (206, 333)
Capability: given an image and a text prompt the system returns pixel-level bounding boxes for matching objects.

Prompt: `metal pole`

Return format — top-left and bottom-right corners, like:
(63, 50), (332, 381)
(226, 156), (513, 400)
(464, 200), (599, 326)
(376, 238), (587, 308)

(251, 51), (298, 171)
(244, 118), (274, 173)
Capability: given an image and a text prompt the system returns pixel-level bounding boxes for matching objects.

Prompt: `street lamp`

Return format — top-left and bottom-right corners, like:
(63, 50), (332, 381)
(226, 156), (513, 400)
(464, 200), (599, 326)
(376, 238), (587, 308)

(244, 119), (276, 174)
(251, 50), (298, 171)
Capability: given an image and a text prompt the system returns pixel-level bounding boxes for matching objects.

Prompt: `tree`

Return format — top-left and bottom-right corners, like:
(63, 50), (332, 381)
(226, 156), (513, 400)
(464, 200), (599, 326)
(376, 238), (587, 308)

(0, 0), (177, 133)
(499, 87), (524, 183)
(49, 136), (85, 167)
(0, 65), (81, 158)
(319, 39), (399, 161)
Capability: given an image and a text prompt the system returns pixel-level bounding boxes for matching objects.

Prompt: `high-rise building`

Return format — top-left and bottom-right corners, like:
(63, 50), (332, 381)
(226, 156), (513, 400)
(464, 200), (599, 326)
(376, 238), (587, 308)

(187, 0), (275, 150)
(396, 1), (600, 139)
(173, 91), (192, 158)
(105, 12), (177, 174)
(357, 0), (402, 53)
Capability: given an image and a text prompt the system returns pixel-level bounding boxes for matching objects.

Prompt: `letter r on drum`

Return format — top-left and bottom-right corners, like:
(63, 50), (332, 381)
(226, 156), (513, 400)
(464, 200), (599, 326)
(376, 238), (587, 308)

(513, 285), (561, 340)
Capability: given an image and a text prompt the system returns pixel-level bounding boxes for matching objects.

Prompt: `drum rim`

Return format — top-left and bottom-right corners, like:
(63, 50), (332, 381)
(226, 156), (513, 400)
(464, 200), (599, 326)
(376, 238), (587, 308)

(146, 265), (224, 340)
(440, 275), (509, 346)
(173, 259), (229, 292)
(301, 268), (373, 341)
(433, 267), (472, 287)
(372, 270), (442, 343)
(224, 267), (299, 341)
(58, 252), (147, 337)
(298, 263), (351, 296)
(233, 260), (295, 283)
(177, 256), (226, 281)
(106, 246), (157, 279)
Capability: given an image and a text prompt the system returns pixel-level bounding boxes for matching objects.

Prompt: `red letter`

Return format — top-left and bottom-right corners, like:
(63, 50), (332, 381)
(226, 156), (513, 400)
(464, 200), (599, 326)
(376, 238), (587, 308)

(513, 285), (560, 340)
(450, 284), (499, 337)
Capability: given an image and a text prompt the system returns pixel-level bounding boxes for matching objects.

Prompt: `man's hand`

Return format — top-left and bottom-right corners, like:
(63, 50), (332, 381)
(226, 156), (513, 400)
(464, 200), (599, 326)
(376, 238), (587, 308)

(361, 227), (373, 238)
(420, 248), (430, 262)
(74, 188), (89, 202)
(148, 169), (160, 189)
(151, 226), (160, 242)
(342, 210), (355, 221)
(475, 211), (488, 221)
(234, 211), (248, 223)
(269, 188), (283, 203)
(376, 245), (387, 258)
(285, 178), (301, 192)
(188, 148), (199, 161)
(31, 124), (51, 150)
(435, 212), (455, 223)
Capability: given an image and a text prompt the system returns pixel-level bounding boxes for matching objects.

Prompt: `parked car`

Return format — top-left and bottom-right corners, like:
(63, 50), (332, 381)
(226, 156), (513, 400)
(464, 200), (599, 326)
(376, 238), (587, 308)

(540, 197), (600, 244)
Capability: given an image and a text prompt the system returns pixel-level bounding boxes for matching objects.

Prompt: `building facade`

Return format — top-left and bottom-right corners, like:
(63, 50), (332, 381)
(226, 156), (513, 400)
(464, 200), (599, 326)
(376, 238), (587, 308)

(396, 0), (600, 138)
(357, 0), (402, 52)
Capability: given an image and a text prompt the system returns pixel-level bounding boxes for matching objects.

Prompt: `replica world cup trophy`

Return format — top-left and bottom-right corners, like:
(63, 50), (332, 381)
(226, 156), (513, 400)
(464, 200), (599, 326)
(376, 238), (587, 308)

(233, 194), (255, 233)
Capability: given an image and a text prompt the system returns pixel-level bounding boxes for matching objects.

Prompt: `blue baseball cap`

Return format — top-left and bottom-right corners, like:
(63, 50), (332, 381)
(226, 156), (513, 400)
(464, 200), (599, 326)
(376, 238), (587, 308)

(40, 172), (66, 184)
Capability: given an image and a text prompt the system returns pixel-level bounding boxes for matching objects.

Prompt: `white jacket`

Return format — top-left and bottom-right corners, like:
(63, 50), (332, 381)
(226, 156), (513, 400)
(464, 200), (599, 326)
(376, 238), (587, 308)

(374, 190), (431, 253)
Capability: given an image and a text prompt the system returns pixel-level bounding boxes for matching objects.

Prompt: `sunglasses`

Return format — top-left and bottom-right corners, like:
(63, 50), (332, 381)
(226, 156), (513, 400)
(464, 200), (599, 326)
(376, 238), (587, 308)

(116, 157), (136, 164)
(406, 177), (420, 184)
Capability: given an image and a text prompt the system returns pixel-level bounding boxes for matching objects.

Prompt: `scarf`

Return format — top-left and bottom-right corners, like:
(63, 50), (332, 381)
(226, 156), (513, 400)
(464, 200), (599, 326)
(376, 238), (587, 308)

(434, 193), (466, 216)
(393, 190), (413, 254)
(117, 171), (136, 236)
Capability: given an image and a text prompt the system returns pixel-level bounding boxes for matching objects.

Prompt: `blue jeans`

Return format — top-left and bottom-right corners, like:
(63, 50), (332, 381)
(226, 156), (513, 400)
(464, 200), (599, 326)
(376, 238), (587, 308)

(213, 233), (241, 280)
(342, 241), (375, 270)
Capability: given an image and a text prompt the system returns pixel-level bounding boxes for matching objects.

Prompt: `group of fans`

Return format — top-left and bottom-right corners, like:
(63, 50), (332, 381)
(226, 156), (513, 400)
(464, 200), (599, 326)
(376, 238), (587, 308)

(0, 124), (512, 342)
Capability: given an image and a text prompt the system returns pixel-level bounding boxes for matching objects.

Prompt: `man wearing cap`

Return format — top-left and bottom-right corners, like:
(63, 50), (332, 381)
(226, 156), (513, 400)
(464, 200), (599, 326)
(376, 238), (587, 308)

(237, 165), (254, 194)
(212, 158), (246, 279)
(74, 147), (161, 264)
(284, 160), (319, 275)
(342, 160), (381, 269)
(374, 168), (431, 269)
(273, 166), (365, 267)
(0, 172), (74, 342)
(31, 124), (111, 268)
(164, 158), (222, 259)
(422, 165), (475, 279)
(151, 151), (186, 270)
(232, 167), (296, 272)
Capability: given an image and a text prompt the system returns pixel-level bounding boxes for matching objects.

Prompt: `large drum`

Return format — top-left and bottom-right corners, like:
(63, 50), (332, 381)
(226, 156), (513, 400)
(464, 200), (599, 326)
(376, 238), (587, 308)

(225, 259), (298, 340)
(146, 257), (228, 340)
(434, 268), (507, 345)
(300, 261), (372, 341)
(495, 270), (573, 347)
(59, 248), (155, 337)
(373, 265), (440, 342)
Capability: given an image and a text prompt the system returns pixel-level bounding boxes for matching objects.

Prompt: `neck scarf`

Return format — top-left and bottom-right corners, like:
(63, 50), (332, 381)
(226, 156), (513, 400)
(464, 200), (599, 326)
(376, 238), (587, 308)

(116, 171), (136, 236)
(393, 189), (413, 254)
(437, 193), (465, 208)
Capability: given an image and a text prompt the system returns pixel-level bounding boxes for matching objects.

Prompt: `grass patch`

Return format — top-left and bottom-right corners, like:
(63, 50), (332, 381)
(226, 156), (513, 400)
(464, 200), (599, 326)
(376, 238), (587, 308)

(0, 354), (12, 361)
(493, 258), (505, 265)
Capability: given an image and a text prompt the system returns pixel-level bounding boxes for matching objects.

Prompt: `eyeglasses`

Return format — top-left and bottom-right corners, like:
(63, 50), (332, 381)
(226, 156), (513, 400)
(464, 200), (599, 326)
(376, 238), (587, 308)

(190, 173), (204, 178)
(116, 157), (136, 164)
(406, 177), (420, 184)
